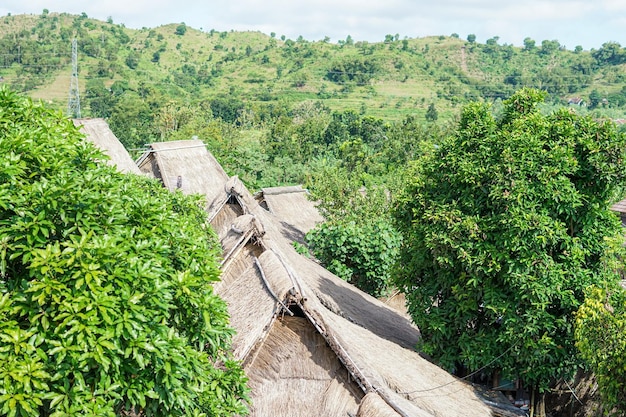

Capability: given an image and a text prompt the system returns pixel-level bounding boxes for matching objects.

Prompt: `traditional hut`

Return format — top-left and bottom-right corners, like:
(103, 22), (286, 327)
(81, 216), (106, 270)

(254, 185), (325, 241)
(136, 140), (523, 417)
(135, 139), (229, 206)
(73, 118), (142, 175)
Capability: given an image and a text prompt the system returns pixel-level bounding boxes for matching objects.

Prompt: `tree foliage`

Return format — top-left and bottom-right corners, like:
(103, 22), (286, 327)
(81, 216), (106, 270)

(306, 218), (401, 297)
(305, 166), (402, 297)
(326, 57), (381, 86)
(0, 87), (248, 416)
(576, 285), (626, 414)
(394, 88), (626, 392)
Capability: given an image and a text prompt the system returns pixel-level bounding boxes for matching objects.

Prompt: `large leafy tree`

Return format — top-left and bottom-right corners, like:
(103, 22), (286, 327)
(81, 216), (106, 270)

(0, 87), (248, 416)
(394, 89), (626, 399)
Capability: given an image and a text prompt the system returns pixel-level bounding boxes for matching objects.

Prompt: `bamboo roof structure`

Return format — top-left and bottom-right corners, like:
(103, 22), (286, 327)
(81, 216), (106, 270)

(135, 139), (524, 417)
(73, 118), (142, 175)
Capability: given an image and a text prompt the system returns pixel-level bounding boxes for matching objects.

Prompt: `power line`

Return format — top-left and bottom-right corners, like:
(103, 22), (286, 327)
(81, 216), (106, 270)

(398, 342), (519, 397)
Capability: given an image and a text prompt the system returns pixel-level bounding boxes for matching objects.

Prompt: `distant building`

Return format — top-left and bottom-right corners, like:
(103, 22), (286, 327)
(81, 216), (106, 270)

(567, 97), (585, 106)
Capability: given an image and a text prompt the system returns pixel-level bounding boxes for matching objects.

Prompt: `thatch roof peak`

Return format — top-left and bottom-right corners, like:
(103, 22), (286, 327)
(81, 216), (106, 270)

(73, 118), (142, 175)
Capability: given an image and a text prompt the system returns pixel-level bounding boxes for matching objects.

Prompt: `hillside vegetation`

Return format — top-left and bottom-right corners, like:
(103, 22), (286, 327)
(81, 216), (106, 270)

(2, 11), (626, 123)
(3, 11), (626, 191)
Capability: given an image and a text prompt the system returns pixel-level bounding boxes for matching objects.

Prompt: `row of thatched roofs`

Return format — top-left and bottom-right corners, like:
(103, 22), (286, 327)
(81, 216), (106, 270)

(75, 118), (527, 417)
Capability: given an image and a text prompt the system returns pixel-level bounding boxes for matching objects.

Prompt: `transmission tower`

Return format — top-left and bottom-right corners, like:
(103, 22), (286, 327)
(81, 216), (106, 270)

(68, 38), (81, 118)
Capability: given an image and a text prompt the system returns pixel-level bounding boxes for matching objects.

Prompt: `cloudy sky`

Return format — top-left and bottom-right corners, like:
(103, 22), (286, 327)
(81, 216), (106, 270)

(2, 0), (624, 50)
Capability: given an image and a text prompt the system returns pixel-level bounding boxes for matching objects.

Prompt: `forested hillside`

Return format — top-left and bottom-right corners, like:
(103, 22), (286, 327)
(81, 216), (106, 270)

(3, 12), (626, 131)
(2, 11), (626, 191)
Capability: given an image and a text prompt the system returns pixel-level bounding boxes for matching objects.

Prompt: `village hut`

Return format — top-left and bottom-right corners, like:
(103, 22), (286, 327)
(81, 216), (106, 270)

(135, 139), (229, 206)
(136, 140), (524, 417)
(254, 185), (325, 241)
(73, 118), (142, 175)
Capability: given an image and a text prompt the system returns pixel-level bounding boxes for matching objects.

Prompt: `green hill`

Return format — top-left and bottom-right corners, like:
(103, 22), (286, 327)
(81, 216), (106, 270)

(2, 11), (626, 191)
(2, 11), (626, 124)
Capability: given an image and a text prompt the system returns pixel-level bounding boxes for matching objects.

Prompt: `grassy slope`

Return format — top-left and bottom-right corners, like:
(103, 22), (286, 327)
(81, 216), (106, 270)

(1, 12), (625, 123)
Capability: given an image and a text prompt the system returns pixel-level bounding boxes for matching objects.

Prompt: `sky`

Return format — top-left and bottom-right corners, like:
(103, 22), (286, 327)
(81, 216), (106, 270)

(1, 0), (624, 51)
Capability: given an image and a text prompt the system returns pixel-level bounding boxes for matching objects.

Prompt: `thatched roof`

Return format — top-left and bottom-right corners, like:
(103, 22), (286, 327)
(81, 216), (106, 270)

(142, 139), (521, 417)
(73, 118), (142, 175)
(135, 139), (229, 205)
(255, 185), (324, 241)
(245, 316), (363, 417)
(611, 197), (626, 214)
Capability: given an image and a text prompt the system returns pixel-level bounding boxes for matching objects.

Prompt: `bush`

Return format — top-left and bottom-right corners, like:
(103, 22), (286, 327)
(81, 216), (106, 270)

(0, 86), (248, 416)
(306, 220), (401, 297)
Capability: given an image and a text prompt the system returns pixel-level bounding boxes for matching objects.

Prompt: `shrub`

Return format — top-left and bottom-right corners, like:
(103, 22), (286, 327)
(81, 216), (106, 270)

(0, 86), (248, 417)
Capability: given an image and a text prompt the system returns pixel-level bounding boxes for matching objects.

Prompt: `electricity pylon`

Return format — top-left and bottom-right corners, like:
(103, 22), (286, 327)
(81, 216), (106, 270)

(67, 38), (81, 118)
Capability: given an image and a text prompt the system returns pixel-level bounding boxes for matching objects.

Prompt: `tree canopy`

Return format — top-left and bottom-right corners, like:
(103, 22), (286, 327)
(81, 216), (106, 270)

(394, 88), (626, 394)
(576, 284), (626, 414)
(0, 87), (248, 416)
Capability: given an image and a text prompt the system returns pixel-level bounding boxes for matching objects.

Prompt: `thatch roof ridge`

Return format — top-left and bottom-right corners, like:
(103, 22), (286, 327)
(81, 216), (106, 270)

(260, 185), (306, 195)
(257, 250), (296, 302)
(225, 182), (494, 416)
(73, 118), (142, 175)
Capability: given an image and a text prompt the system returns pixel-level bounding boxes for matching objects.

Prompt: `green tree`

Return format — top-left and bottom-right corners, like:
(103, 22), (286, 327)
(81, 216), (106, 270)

(85, 79), (117, 118)
(175, 22), (187, 36)
(576, 285), (626, 414)
(108, 91), (155, 149)
(306, 167), (402, 297)
(523, 37), (536, 52)
(466, 34), (476, 43)
(425, 102), (438, 122)
(125, 50), (140, 69)
(394, 88), (626, 412)
(592, 41), (626, 66)
(589, 89), (603, 109)
(0, 87), (249, 416)
(306, 218), (401, 297)
(540, 39), (561, 55)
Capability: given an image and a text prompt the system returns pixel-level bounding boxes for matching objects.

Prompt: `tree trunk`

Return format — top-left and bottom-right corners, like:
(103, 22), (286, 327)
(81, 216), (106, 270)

(529, 388), (546, 417)
(534, 391), (546, 417)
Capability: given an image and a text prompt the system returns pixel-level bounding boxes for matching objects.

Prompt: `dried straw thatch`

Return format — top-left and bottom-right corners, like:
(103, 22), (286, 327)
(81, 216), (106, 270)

(357, 392), (421, 417)
(135, 139), (229, 205)
(73, 118), (142, 175)
(611, 197), (626, 215)
(257, 250), (295, 301)
(255, 185), (324, 240)
(142, 139), (521, 417)
(216, 244), (278, 360)
(246, 316), (362, 417)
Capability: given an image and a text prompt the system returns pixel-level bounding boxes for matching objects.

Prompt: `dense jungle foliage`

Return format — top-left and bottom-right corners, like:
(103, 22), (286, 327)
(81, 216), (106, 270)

(394, 88), (626, 413)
